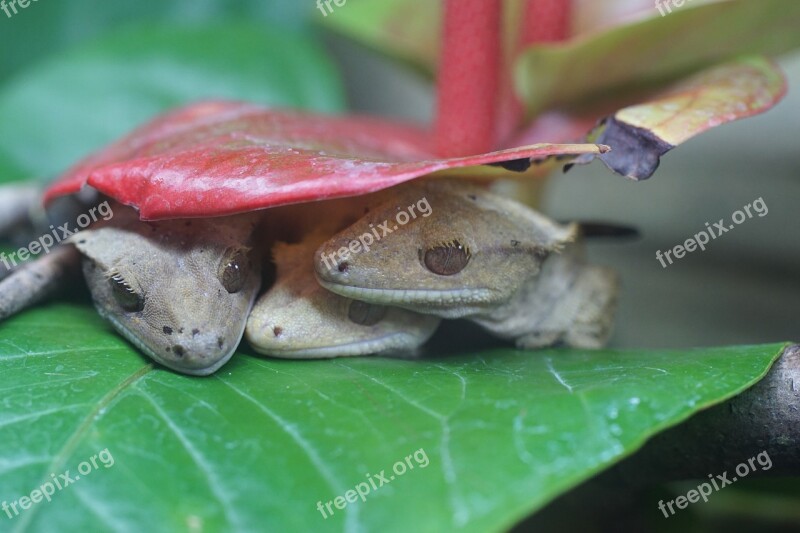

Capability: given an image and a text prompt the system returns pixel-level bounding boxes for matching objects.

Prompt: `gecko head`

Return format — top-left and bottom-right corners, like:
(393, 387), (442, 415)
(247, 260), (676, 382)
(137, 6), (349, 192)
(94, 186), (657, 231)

(314, 180), (577, 318)
(246, 237), (439, 358)
(71, 212), (261, 375)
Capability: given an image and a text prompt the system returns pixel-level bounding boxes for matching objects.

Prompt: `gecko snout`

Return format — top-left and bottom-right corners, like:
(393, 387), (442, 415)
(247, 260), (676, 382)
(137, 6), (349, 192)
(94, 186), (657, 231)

(313, 242), (349, 282)
(156, 326), (236, 376)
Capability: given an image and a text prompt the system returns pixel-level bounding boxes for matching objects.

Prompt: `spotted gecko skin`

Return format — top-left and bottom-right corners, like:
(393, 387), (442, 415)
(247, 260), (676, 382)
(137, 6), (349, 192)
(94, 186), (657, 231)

(71, 206), (262, 375)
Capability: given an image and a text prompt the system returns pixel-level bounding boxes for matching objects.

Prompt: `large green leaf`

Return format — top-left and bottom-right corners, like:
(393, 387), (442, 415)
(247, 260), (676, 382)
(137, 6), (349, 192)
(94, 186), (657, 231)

(320, 0), (441, 74)
(0, 23), (345, 180)
(0, 302), (784, 532)
(0, 0), (313, 82)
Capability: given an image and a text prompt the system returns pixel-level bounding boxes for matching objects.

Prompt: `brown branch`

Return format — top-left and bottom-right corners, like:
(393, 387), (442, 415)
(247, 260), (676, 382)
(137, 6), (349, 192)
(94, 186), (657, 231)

(609, 343), (800, 485)
(515, 344), (800, 530)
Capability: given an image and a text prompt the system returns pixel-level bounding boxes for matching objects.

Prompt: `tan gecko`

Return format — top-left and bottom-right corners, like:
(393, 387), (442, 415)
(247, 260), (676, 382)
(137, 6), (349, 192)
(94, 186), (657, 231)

(245, 229), (440, 358)
(0, 179), (619, 376)
(314, 180), (619, 349)
(0, 188), (435, 372)
(0, 194), (263, 375)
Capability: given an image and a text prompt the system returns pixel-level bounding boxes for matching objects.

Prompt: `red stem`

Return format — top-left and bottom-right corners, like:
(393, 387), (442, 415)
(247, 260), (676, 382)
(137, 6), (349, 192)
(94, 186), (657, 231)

(520, 0), (573, 46)
(433, 0), (573, 154)
(434, 0), (502, 157)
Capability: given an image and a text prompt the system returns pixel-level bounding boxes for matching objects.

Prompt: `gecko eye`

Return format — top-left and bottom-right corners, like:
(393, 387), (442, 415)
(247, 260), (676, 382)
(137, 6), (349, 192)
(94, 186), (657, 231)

(423, 240), (470, 276)
(109, 273), (144, 312)
(348, 300), (387, 326)
(219, 247), (249, 294)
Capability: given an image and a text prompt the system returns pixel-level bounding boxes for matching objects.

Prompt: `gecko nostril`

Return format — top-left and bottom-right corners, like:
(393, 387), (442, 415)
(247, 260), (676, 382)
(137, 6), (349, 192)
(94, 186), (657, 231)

(173, 345), (186, 357)
(338, 262), (349, 273)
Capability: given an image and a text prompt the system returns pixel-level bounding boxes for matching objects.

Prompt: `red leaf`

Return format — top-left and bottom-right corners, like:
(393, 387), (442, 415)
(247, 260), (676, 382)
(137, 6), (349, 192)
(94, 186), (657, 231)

(45, 101), (606, 220)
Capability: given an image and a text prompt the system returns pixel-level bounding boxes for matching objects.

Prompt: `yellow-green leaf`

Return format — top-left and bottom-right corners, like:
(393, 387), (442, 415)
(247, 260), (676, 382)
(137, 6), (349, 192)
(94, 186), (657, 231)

(572, 56), (787, 179)
(515, 0), (800, 116)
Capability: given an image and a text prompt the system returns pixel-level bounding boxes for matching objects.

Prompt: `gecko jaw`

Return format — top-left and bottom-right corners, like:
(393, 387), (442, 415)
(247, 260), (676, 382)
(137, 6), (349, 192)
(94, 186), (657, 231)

(317, 277), (493, 312)
(251, 331), (432, 359)
(100, 310), (241, 377)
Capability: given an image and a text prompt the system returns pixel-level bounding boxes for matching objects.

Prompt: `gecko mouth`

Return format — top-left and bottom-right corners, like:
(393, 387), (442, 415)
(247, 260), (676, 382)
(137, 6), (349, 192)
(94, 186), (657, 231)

(252, 332), (424, 359)
(316, 278), (495, 309)
(100, 312), (240, 376)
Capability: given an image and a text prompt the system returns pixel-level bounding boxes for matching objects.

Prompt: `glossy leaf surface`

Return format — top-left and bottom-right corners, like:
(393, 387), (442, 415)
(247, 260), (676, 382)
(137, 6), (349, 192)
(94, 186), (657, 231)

(0, 303), (785, 532)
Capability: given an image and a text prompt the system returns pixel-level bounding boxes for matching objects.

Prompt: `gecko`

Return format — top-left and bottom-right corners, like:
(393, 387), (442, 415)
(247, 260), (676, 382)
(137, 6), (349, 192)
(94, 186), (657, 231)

(0, 194), (263, 375)
(313, 180), (620, 349)
(71, 206), (263, 375)
(0, 187), (430, 373)
(0, 179), (619, 376)
(245, 229), (440, 358)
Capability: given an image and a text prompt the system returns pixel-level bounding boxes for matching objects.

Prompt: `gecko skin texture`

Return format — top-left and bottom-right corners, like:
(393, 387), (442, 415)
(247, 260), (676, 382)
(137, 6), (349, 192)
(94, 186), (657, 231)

(0, 179), (619, 375)
(314, 180), (619, 348)
(246, 229), (440, 359)
(70, 207), (262, 375)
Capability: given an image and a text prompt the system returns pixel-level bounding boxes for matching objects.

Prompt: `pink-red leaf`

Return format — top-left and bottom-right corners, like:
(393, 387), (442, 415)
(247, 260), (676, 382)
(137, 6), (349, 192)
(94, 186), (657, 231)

(45, 101), (606, 219)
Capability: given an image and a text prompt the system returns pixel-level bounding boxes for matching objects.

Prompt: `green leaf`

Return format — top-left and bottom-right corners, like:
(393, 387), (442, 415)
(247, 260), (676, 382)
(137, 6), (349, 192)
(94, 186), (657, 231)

(0, 0), (314, 82)
(0, 149), (26, 184)
(0, 22), (345, 179)
(320, 0), (440, 74)
(0, 302), (784, 531)
(515, 0), (800, 116)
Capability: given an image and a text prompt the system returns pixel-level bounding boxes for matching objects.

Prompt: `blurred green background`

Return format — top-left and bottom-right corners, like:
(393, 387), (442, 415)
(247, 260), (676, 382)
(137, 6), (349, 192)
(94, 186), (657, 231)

(0, 1), (797, 530)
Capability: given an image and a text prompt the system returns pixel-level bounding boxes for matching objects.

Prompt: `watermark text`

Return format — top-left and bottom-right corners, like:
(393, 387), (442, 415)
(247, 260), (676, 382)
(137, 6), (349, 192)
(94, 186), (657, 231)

(656, 197), (767, 268)
(1, 0), (40, 19)
(316, 0), (346, 17)
(658, 450), (772, 518)
(316, 448), (429, 519)
(655, 0), (697, 17)
(0, 200), (114, 272)
(3, 448), (115, 520)
(320, 197), (432, 271)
